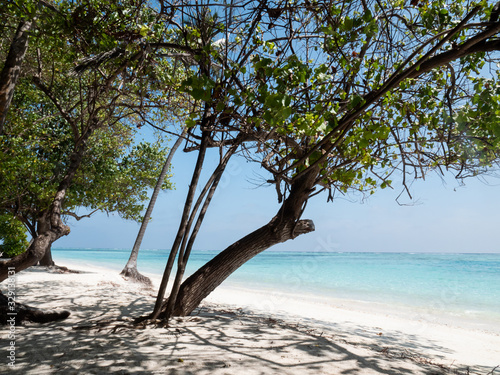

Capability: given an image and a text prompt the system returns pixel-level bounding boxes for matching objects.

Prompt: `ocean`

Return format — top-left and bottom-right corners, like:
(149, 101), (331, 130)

(52, 248), (500, 329)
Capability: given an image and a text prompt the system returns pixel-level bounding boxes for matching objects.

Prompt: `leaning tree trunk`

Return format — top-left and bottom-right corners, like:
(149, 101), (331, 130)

(0, 209), (69, 282)
(0, 132), (92, 323)
(121, 130), (185, 285)
(0, 19), (32, 134)
(0, 129), (91, 283)
(0, 206), (72, 324)
(171, 217), (315, 317)
(166, 166), (319, 317)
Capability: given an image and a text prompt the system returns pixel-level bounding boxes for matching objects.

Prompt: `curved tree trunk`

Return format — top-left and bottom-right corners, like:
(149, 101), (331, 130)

(0, 213), (69, 282)
(0, 131), (91, 323)
(0, 128), (92, 282)
(151, 130), (211, 319)
(0, 19), (32, 134)
(166, 166), (319, 317)
(172, 218), (315, 317)
(0, 291), (70, 325)
(121, 130), (185, 285)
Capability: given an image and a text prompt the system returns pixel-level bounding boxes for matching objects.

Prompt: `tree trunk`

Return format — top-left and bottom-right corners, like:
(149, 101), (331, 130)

(0, 131), (92, 323)
(167, 166), (319, 317)
(38, 244), (55, 267)
(0, 19), (32, 134)
(151, 130), (210, 319)
(37, 212), (55, 267)
(0, 206), (69, 282)
(161, 140), (239, 321)
(121, 130), (185, 286)
(172, 218), (315, 316)
(0, 129), (92, 282)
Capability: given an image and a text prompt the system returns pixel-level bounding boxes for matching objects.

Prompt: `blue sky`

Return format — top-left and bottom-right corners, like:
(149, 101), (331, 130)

(55, 135), (500, 253)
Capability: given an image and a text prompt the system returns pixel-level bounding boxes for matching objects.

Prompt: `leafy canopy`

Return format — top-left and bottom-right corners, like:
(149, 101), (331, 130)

(0, 0), (177, 248)
(163, 0), (500, 201)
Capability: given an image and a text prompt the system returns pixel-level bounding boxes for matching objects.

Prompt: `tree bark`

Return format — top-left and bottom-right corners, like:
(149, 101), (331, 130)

(37, 211), (55, 267)
(167, 166), (319, 317)
(0, 19), (32, 134)
(121, 130), (185, 285)
(161, 139), (240, 321)
(38, 244), (55, 267)
(172, 218), (315, 317)
(0, 198), (70, 282)
(0, 130), (92, 324)
(151, 130), (210, 319)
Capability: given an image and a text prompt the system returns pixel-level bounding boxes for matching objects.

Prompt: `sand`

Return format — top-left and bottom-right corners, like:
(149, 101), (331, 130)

(1, 261), (499, 374)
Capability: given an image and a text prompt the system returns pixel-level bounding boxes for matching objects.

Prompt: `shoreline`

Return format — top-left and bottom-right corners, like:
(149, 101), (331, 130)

(1, 261), (499, 374)
(53, 255), (500, 335)
(51, 251), (500, 322)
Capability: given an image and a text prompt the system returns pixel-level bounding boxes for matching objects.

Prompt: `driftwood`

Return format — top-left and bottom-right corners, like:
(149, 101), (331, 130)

(0, 291), (70, 325)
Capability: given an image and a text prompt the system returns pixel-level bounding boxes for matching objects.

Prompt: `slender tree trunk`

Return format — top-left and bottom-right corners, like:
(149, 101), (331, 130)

(37, 211), (55, 267)
(150, 130), (210, 319)
(121, 130), (186, 285)
(166, 166), (319, 317)
(161, 140), (240, 321)
(0, 19), (32, 134)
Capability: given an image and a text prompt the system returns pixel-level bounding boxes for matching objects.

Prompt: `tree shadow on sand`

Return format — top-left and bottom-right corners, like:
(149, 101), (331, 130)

(0, 272), (495, 375)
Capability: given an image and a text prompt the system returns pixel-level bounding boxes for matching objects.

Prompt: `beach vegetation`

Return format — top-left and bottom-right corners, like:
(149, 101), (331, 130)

(0, 0), (177, 284)
(145, 0), (500, 322)
(0, 214), (29, 257)
(1, 0), (500, 326)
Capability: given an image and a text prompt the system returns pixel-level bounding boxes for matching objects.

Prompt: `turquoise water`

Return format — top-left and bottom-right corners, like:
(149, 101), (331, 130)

(52, 248), (500, 325)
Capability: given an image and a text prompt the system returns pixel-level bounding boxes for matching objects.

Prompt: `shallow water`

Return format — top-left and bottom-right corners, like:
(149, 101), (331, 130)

(53, 248), (500, 327)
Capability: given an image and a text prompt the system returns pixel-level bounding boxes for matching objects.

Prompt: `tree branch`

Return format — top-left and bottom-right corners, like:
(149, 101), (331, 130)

(63, 209), (99, 221)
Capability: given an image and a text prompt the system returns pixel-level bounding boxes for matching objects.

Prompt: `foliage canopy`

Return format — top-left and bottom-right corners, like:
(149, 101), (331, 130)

(139, 0), (500, 205)
(0, 0), (178, 254)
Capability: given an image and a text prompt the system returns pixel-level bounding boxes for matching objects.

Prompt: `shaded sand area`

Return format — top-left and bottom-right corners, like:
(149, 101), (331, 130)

(1, 262), (499, 374)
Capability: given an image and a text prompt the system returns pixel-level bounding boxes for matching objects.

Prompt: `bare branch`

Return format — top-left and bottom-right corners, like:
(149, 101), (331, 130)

(63, 209), (99, 221)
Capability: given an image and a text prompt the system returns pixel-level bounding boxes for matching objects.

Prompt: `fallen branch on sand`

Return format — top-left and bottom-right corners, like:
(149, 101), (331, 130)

(0, 291), (70, 325)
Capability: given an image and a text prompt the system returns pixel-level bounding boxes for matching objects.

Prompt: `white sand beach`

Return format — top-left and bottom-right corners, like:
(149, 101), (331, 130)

(1, 261), (499, 374)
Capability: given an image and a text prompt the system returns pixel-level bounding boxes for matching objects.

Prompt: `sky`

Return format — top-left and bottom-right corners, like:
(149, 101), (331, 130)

(55, 133), (500, 253)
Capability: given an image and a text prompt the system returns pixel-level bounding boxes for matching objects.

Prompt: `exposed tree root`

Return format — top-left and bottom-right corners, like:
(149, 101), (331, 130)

(34, 265), (81, 274)
(0, 292), (70, 325)
(120, 267), (153, 287)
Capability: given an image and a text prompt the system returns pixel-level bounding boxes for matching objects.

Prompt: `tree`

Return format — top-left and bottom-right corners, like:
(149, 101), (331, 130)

(136, 5), (256, 321)
(0, 0), (175, 282)
(143, 0), (500, 321)
(121, 130), (184, 285)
